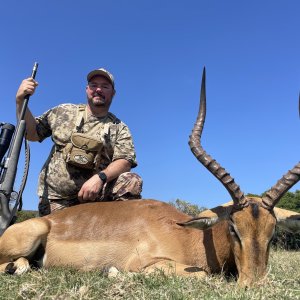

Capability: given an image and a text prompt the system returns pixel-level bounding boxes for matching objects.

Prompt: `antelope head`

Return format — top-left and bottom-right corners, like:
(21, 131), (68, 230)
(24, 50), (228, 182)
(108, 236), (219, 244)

(182, 68), (300, 286)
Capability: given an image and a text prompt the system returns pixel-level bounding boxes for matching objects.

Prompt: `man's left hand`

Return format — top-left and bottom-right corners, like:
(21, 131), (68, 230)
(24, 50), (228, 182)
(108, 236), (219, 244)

(78, 174), (103, 202)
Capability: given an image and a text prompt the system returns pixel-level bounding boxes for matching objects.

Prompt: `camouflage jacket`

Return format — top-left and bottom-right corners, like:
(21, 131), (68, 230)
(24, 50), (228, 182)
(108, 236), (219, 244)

(35, 103), (137, 200)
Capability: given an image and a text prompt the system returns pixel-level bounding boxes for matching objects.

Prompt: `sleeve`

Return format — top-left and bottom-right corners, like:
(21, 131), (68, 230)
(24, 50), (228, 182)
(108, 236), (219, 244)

(35, 106), (59, 142)
(112, 123), (138, 168)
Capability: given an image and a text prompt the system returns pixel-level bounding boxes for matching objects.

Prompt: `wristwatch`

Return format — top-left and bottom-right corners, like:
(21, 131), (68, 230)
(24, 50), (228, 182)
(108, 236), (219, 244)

(98, 172), (107, 183)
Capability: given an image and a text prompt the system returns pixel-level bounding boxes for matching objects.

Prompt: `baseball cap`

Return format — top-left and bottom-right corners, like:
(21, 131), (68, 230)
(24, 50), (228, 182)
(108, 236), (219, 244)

(87, 68), (115, 88)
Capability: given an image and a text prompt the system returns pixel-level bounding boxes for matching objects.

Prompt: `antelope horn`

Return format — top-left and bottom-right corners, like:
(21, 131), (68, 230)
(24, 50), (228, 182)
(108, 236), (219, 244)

(189, 68), (247, 208)
(262, 163), (300, 209)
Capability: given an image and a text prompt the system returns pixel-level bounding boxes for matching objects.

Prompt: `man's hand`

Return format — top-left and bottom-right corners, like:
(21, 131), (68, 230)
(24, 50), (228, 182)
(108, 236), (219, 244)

(16, 78), (38, 104)
(78, 174), (103, 202)
(77, 159), (131, 203)
(15, 78), (40, 141)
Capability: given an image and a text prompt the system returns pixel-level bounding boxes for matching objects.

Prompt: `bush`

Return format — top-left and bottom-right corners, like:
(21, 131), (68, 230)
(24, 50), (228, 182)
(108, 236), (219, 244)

(265, 190), (300, 250)
(169, 199), (206, 217)
(16, 210), (38, 223)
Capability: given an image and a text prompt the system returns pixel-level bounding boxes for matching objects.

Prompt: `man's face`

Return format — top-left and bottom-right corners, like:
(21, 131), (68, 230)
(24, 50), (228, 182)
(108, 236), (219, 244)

(86, 76), (115, 109)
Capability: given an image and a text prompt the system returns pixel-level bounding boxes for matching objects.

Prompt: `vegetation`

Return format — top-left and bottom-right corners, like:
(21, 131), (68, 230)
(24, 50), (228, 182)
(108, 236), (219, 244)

(275, 190), (300, 212)
(0, 250), (298, 299)
(169, 199), (206, 217)
(267, 190), (300, 250)
(15, 210), (38, 223)
(2, 193), (297, 298)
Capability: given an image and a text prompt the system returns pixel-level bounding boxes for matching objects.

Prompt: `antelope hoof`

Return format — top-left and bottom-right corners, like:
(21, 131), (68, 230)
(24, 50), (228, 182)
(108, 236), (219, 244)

(5, 258), (30, 275)
(5, 263), (17, 275)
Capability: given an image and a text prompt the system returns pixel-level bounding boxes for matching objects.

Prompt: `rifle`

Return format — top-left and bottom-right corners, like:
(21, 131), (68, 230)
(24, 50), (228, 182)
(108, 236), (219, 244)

(0, 63), (38, 235)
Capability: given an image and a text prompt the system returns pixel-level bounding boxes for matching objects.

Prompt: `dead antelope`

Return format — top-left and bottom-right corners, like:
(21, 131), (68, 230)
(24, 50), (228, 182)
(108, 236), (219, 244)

(0, 69), (299, 286)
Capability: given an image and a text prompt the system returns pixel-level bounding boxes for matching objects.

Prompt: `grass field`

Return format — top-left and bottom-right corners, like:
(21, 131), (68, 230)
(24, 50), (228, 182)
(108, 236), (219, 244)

(0, 249), (299, 299)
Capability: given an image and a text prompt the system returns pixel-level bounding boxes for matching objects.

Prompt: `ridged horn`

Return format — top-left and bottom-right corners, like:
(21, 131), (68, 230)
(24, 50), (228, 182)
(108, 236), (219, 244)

(262, 163), (300, 209)
(189, 68), (247, 208)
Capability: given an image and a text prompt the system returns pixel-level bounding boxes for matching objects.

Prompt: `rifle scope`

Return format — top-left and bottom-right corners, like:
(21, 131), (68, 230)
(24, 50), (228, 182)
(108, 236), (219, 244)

(0, 123), (15, 164)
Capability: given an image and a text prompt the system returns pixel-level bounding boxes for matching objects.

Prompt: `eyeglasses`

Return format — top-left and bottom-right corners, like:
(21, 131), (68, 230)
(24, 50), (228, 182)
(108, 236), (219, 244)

(88, 82), (113, 90)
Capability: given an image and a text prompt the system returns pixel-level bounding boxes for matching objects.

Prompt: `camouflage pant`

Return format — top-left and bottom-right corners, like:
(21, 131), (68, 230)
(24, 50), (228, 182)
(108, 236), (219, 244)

(38, 172), (143, 216)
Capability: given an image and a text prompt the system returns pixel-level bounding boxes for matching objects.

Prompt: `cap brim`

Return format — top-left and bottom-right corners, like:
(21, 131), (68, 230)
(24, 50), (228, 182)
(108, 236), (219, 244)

(87, 70), (114, 86)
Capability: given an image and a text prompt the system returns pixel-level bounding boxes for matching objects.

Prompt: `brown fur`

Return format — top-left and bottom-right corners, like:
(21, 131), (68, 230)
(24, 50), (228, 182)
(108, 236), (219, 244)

(0, 197), (299, 286)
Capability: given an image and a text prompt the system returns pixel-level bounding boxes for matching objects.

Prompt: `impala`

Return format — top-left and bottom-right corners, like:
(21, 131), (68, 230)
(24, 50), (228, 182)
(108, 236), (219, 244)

(0, 69), (299, 286)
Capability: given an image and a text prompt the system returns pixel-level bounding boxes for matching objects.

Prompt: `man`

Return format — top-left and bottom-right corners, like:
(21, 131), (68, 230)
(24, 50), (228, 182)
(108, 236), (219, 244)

(16, 67), (143, 216)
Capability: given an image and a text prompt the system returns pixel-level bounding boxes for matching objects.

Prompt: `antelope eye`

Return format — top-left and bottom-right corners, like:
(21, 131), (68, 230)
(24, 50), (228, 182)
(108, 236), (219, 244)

(228, 222), (241, 241)
(229, 224), (236, 236)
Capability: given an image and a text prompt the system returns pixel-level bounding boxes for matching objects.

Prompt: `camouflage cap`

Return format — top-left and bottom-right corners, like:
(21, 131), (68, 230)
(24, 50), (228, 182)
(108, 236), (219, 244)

(87, 68), (115, 88)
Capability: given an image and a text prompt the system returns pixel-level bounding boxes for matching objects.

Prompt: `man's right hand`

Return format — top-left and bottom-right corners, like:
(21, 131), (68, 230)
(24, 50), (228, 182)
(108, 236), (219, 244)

(15, 78), (40, 141)
(16, 78), (38, 104)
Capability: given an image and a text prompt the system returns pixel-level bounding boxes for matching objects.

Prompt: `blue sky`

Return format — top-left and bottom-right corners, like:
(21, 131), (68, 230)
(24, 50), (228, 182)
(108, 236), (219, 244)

(0, 1), (299, 211)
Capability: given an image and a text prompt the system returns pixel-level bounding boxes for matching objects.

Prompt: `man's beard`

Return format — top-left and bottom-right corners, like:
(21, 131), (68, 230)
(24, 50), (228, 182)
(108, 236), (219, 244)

(92, 95), (106, 106)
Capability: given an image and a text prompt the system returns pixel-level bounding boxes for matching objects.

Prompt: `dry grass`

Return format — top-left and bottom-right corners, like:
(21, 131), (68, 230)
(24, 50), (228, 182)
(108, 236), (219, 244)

(0, 249), (299, 299)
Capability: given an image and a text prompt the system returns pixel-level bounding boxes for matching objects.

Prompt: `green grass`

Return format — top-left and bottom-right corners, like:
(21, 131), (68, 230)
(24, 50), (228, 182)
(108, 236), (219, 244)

(0, 250), (299, 300)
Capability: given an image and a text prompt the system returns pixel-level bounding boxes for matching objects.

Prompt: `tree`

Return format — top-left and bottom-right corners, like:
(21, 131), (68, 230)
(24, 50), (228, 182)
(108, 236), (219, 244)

(275, 190), (300, 212)
(170, 199), (206, 217)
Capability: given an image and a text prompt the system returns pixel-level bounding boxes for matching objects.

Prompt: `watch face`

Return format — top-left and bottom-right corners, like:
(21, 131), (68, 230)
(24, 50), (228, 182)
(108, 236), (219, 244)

(99, 172), (107, 182)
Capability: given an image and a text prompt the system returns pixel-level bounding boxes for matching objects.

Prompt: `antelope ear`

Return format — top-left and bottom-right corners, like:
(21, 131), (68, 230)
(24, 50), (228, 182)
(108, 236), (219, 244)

(177, 217), (219, 230)
(177, 201), (233, 230)
(274, 207), (300, 233)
